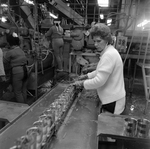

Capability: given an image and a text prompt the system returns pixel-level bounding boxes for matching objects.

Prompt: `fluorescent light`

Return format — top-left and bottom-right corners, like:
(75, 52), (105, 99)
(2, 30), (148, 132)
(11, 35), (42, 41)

(49, 12), (58, 19)
(12, 32), (18, 37)
(1, 4), (8, 7)
(137, 20), (150, 27)
(0, 17), (7, 22)
(107, 18), (112, 26)
(107, 18), (112, 24)
(97, 0), (109, 7)
(24, 0), (34, 5)
(100, 14), (104, 19)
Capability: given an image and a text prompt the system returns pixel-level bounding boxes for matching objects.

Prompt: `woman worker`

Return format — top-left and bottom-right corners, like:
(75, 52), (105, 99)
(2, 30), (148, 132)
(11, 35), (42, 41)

(45, 19), (64, 72)
(73, 23), (126, 115)
(4, 33), (28, 103)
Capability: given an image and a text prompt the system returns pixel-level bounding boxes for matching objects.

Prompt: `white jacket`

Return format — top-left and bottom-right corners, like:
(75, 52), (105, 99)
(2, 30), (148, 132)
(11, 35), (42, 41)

(84, 45), (126, 105)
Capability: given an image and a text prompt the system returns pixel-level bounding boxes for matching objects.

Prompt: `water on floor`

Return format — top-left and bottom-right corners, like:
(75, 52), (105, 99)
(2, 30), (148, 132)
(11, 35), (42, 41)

(124, 78), (150, 120)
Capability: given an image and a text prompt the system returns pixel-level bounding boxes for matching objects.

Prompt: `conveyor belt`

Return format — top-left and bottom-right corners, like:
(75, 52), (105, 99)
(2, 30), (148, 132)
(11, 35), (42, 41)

(0, 84), (99, 149)
(49, 90), (99, 149)
(0, 83), (67, 149)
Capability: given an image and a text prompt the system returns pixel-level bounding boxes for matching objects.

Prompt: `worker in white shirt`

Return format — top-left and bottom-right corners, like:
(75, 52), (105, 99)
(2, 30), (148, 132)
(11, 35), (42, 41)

(73, 23), (126, 115)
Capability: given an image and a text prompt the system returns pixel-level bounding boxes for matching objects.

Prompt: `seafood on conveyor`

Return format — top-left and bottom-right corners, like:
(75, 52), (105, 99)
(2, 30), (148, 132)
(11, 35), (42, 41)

(9, 85), (82, 149)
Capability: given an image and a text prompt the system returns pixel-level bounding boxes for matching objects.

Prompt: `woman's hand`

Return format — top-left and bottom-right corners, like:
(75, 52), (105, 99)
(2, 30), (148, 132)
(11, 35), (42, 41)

(72, 80), (84, 88)
(78, 74), (88, 81)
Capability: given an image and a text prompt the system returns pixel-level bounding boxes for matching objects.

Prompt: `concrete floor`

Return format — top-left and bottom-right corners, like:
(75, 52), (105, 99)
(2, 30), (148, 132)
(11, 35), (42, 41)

(124, 77), (150, 120)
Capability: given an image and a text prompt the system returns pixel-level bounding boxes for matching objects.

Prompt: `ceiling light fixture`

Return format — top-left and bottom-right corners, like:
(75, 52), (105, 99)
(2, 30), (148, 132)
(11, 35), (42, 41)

(97, 0), (109, 7)
(107, 18), (112, 26)
(100, 14), (104, 19)
(24, 0), (34, 5)
(1, 4), (8, 7)
(49, 12), (58, 19)
(0, 16), (7, 22)
(137, 20), (150, 27)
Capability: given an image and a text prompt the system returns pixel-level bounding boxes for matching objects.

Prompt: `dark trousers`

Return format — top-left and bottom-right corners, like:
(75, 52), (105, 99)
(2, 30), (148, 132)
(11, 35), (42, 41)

(0, 78), (9, 100)
(100, 101), (116, 114)
(12, 72), (27, 103)
(0, 81), (6, 99)
(52, 38), (64, 70)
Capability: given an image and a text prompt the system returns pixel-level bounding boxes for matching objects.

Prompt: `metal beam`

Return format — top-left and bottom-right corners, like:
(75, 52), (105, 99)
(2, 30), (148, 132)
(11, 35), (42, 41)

(49, 0), (85, 25)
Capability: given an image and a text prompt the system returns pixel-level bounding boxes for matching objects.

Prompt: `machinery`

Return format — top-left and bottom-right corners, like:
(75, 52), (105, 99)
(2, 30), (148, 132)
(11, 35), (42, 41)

(0, 0), (150, 148)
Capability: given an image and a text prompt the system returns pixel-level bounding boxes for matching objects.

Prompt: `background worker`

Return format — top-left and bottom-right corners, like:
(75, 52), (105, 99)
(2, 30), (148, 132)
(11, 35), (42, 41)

(4, 33), (28, 103)
(73, 23), (126, 115)
(45, 19), (64, 72)
(0, 47), (6, 99)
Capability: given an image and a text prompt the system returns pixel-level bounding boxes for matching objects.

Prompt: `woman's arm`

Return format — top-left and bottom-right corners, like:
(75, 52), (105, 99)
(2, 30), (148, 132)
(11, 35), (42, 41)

(84, 56), (114, 90)
(87, 70), (97, 79)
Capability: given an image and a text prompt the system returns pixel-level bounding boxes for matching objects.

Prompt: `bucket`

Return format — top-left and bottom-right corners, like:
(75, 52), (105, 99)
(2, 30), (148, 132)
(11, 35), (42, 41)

(124, 117), (137, 137)
(136, 118), (150, 138)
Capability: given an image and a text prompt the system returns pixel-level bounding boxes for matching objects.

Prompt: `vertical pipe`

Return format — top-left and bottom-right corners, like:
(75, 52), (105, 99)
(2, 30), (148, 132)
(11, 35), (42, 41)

(73, 0), (75, 24)
(33, 0), (38, 100)
(117, 0), (122, 28)
(98, 7), (100, 23)
(0, 0), (1, 16)
(93, 6), (96, 22)
(85, 0), (88, 24)
(127, 0), (141, 96)
(123, 0), (133, 35)
(137, 30), (144, 64)
(143, 31), (150, 64)
(123, 0), (139, 66)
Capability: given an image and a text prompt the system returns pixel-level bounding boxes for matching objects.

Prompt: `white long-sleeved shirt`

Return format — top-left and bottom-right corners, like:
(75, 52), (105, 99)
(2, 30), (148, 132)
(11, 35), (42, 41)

(84, 45), (126, 105)
(0, 48), (5, 76)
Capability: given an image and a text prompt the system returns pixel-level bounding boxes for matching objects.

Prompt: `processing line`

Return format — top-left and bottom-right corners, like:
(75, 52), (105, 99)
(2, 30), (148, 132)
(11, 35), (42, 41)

(0, 83), (99, 149)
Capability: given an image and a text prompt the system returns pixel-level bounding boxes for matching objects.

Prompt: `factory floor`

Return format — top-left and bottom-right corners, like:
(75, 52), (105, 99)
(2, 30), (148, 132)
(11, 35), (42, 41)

(124, 77), (150, 120)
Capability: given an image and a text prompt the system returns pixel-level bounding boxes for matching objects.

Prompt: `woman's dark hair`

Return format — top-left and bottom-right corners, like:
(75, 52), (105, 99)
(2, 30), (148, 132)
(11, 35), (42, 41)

(90, 23), (113, 44)
(6, 34), (20, 46)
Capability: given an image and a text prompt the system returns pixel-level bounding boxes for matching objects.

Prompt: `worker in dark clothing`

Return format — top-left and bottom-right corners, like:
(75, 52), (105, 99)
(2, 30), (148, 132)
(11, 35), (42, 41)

(45, 19), (64, 71)
(4, 33), (28, 103)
